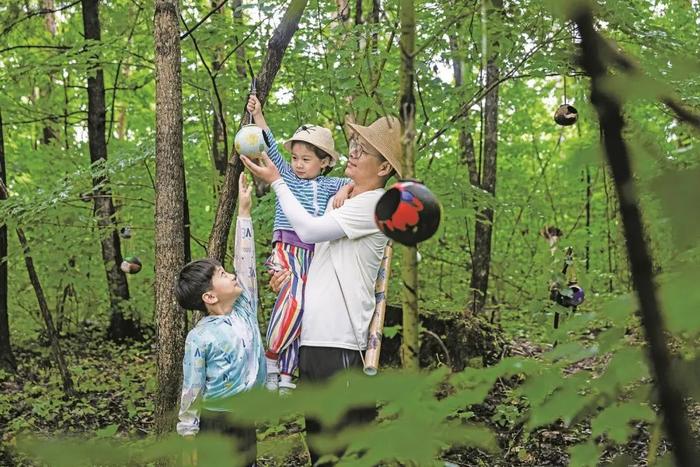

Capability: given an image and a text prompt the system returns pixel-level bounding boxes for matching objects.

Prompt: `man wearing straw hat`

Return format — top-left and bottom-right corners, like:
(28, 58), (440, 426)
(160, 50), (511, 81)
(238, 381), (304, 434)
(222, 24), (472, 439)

(241, 116), (402, 463)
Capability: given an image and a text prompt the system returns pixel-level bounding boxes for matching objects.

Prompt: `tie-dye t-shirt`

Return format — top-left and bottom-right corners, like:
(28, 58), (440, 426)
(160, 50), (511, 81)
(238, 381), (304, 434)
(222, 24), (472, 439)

(176, 217), (266, 436)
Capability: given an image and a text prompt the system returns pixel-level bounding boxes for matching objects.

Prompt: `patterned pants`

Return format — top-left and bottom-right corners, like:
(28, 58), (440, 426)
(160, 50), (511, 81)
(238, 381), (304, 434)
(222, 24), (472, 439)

(265, 242), (312, 375)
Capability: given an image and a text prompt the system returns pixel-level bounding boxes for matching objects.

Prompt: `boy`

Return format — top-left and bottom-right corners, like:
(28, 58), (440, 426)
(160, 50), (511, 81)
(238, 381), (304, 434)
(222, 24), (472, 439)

(246, 95), (352, 395)
(175, 173), (265, 466)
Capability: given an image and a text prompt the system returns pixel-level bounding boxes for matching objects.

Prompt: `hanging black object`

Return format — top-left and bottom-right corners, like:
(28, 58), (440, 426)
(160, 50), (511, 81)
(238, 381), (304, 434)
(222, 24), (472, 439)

(375, 180), (441, 246)
(550, 283), (585, 308)
(554, 104), (578, 126)
(549, 247), (585, 310)
(119, 226), (132, 239)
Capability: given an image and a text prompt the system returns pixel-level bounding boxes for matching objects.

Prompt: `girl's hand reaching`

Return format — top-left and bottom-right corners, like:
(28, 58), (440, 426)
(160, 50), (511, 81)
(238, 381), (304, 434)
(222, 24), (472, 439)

(246, 95), (268, 130)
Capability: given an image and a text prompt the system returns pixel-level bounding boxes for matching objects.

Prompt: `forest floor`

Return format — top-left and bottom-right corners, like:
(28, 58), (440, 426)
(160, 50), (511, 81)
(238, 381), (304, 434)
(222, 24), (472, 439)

(0, 323), (695, 466)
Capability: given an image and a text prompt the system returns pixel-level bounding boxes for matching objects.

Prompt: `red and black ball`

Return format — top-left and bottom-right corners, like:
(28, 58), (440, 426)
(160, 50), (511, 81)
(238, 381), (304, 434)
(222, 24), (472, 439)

(375, 180), (441, 246)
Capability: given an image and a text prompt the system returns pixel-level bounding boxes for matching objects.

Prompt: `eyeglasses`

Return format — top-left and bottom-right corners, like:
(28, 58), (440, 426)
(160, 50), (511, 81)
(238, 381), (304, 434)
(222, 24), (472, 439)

(348, 137), (380, 160)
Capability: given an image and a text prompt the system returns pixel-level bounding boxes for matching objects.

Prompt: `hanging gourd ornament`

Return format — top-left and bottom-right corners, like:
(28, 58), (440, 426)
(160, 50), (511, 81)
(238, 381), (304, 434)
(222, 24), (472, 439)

(234, 124), (266, 160)
(120, 256), (142, 274)
(554, 104), (578, 126)
(375, 180), (441, 246)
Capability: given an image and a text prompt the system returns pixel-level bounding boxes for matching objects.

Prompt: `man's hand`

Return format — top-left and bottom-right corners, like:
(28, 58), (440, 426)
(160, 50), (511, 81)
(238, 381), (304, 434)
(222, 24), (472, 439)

(241, 152), (281, 184)
(268, 269), (291, 293)
(332, 183), (354, 209)
(238, 172), (253, 217)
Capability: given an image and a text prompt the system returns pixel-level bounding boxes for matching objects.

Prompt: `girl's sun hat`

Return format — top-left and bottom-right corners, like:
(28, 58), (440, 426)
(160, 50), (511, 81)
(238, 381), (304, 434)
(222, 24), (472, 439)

(283, 125), (340, 166)
(346, 116), (403, 177)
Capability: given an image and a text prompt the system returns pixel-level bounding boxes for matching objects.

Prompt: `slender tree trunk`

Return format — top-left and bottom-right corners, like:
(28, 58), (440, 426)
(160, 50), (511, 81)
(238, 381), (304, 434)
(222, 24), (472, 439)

(154, 0), (187, 436)
(398, 0), (419, 370)
(232, 0), (247, 79)
(16, 228), (74, 396)
(41, 0), (59, 144)
(211, 0), (228, 176)
(575, 9), (697, 465)
(585, 166), (591, 272)
(208, 0), (308, 263)
(0, 110), (16, 372)
(354, 0), (363, 25)
(603, 166), (615, 292)
(469, 0), (501, 315)
(81, 0), (133, 341)
(337, 0), (350, 22)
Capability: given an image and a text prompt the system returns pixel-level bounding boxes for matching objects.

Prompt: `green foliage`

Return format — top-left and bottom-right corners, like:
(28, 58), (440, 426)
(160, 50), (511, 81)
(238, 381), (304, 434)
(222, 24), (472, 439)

(1, 0), (699, 464)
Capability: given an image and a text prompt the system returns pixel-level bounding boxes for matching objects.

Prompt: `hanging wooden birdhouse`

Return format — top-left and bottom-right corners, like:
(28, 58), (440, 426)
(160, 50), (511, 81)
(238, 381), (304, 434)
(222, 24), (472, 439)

(554, 104), (578, 126)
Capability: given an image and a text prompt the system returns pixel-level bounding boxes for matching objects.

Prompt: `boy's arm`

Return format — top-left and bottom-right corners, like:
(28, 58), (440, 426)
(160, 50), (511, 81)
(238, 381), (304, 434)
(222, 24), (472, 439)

(177, 334), (206, 436)
(234, 174), (257, 309)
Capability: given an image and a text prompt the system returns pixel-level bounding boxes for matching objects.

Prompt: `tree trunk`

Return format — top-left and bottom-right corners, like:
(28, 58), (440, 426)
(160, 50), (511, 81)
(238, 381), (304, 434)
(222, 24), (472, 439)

(575, 9), (698, 465)
(154, 0), (187, 436)
(469, 0), (501, 316)
(211, 0), (228, 176)
(398, 0), (419, 370)
(585, 166), (591, 272)
(81, 0), (134, 341)
(207, 0), (308, 263)
(41, 0), (59, 144)
(336, 0), (350, 22)
(449, 33), (479, 187)
(16, 228), (74, 396)
(0, 110), (17, 372)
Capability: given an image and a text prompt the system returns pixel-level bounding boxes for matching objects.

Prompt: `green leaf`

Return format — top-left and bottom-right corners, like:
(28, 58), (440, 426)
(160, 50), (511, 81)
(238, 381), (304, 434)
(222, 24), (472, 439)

(568, 440), (602, 467)
(591, 401), (655, 443)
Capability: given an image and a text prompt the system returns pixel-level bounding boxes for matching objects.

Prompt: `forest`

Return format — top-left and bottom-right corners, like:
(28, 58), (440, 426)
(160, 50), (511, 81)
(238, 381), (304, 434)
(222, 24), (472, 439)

(1, 0), (699, 465)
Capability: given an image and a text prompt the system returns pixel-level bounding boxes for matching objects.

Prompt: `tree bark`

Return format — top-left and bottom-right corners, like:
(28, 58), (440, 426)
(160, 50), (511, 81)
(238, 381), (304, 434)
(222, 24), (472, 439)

(81, 0), (134, 341)
(574, 8), (697, 466)
(0, 110), (17, 372)
(398, 0), (419, 370)
(469, 0), (501, 315)
(154, 0), (187, 436)
(41, 0), (59, 144)
(16, 228), (74, 396)
(449, 33), (479, 187)
(211, 0), (228, 176)
(207, 0), (308, 263)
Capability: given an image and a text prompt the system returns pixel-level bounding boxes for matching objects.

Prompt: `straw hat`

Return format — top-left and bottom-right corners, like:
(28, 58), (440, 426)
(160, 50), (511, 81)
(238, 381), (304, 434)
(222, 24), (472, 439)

(283, 125), (340, 166)
(346, 116), (403, 177)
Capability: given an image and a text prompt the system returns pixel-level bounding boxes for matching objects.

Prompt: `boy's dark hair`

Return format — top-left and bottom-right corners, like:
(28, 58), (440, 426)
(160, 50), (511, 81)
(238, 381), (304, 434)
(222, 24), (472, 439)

(175, 259), (221, 312)
(294, 141), (333, 175)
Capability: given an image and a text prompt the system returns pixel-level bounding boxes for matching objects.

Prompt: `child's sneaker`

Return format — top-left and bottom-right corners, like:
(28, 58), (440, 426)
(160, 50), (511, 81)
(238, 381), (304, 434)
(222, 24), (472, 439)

(265, 356), (280, 391)
(278, 374), (296, 396)
(265, 372), (279, 391)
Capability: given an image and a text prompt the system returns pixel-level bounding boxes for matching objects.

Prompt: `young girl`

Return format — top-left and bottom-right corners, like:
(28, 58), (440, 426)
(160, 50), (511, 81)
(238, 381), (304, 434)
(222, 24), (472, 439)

(247, 95), (352, 394)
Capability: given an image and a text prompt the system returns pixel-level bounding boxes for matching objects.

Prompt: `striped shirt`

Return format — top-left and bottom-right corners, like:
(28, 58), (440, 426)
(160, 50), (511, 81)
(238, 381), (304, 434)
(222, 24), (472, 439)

(264, 129), (350, 233)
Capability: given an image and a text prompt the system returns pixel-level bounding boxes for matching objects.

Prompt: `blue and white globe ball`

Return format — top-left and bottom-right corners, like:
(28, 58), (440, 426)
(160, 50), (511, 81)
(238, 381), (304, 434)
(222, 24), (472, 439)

(234, 124), (266, 159)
